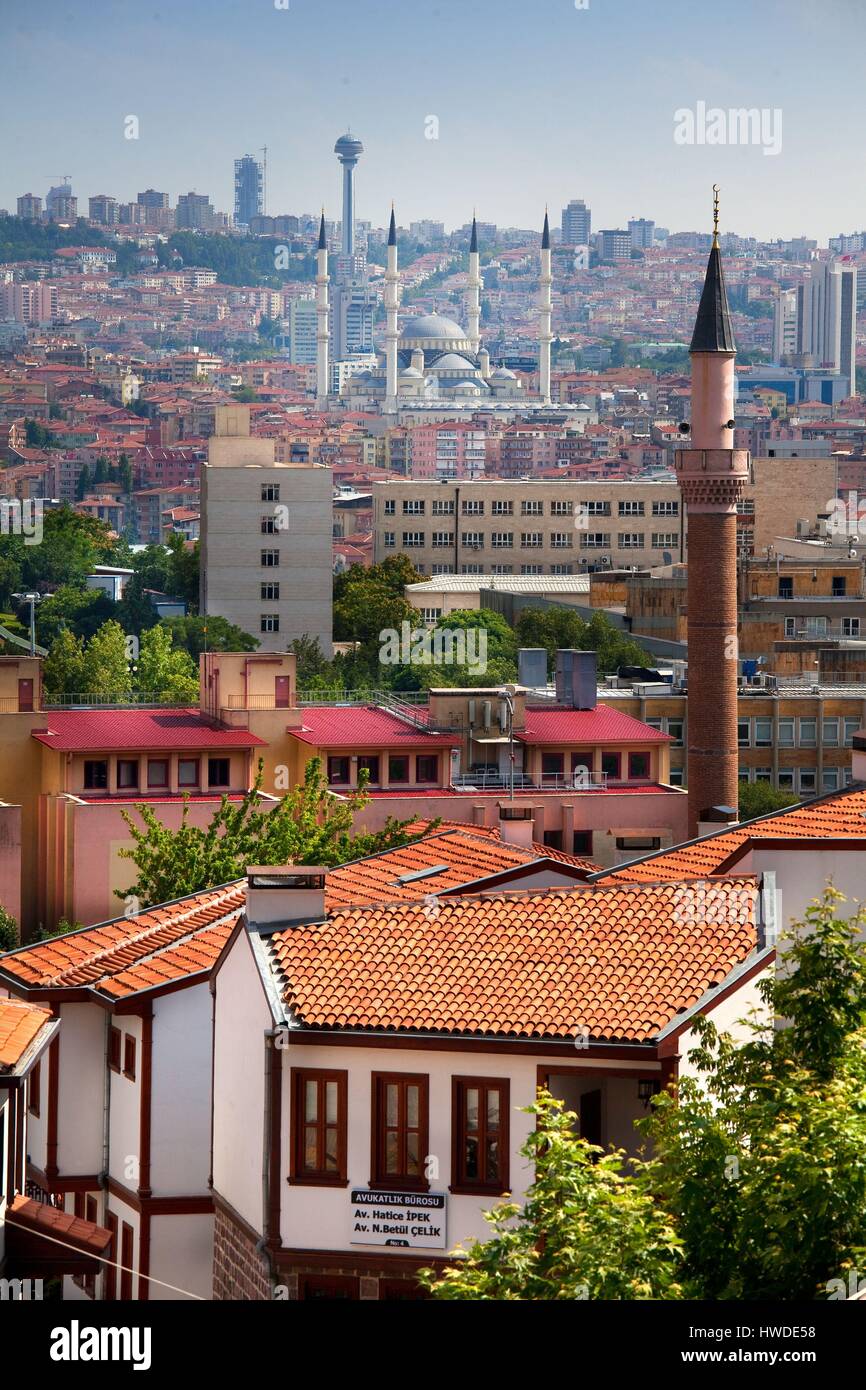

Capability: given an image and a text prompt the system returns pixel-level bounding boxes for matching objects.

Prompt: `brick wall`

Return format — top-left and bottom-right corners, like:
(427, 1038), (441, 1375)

(212, 1201), (272, 1302)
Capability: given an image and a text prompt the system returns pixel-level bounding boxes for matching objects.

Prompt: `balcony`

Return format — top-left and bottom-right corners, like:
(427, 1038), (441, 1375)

(451, 770), (611, 792)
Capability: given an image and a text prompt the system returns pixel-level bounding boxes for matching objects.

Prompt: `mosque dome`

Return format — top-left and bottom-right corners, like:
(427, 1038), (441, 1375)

(400, 314), (470, 345)
(432, 352), (477, 371)
(491, 365), (517, 379)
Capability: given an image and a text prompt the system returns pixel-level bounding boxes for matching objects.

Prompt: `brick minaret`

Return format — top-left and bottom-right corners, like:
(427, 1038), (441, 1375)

(675, 192), (749, 837)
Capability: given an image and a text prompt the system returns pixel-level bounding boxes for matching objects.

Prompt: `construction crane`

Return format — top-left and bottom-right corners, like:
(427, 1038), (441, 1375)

(44, 174), (72, 185)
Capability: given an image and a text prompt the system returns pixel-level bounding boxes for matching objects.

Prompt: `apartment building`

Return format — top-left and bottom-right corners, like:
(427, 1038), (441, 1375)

(372, 478), (685, 575)
(200, 405), (333, 654)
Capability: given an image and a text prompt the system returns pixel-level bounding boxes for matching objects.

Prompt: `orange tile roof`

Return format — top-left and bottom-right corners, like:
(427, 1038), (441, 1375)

(402, 818), (599, 869)
(600, 785), (866, 883)
(0, 999), (53, 1071)
(266, 878), (759, 1042)
(0, 884), (245, 998)
(324, 828), (596, 908)
(5, 1195), (112, 1257)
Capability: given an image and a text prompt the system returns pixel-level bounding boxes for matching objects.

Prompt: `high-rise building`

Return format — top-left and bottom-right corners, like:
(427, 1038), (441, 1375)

(137, 188), (170, 209)
(278, 297), (318, 364)
(561, 199), (591, 245)
(628, 218), (655, 250)
(45, 183), (77, 222)
(176, 192), (216, 231)
(200, 405), (333, 655)
(0, 282), (58, 324)
(234, 154), (264, 227)
(781, 260), (859, 384)
(598, 229), (631, 263)
(17, 194), (42, 220)
(88, 194), (119, 225)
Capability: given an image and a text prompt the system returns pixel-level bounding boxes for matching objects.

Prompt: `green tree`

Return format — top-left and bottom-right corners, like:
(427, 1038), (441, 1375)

(93, 455), (110, 486)
(135, 626), (200, 701)
(161, 615), (258, 660)
(43, 628), (86, 697)
(20, 506), (113, 592)
(0, 906), (18, 952)
(514, 607), (651, 676)
(118, 453), (134, 495)
(738, 780), (800, 820)
(117, 758), (431, 906)
(643, 888), (866, 1300)
(35, 584), (115, 646)
(81, 620), (130, 696)
(421, 1093), (683, 1300)
(75, 463), (93, 500)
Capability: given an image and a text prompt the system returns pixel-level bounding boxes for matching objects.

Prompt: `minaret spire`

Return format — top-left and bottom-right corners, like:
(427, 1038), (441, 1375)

(315, 209), (330, 407)
(675, 188), (749, 837)
(538, 209), (552, 405)
(384, 203), (400, 414)
(466, 214), (481, 356)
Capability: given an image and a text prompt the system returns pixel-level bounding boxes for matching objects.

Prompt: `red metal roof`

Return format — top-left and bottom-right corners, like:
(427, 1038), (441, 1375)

(518, 706), (671, 746)
(30, 709), (266, 752)
(289, 705), (460, 749)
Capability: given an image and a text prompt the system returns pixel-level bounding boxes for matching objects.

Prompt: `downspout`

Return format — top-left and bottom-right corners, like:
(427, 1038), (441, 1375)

(257, 1028), (283, 1291)
(100, 1009), (112, 1196)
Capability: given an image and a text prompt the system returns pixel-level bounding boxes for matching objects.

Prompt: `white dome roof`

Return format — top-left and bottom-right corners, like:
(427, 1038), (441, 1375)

(399, 366), (424, 378)
(491, 366), (517, 379)
(400, 313), (467, 341)
(432, 352), (476, 370)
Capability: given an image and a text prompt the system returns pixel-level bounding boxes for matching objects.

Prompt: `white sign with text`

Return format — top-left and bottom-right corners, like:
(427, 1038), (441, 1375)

(350, 1189), (447, 1249)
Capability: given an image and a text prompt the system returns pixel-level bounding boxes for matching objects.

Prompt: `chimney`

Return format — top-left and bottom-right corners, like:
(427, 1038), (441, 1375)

(695, 805), (738, 840)
(555, 649), (597, 709)
(518, 647), (548, 689)
(245, 865), (327, 929)
(498, 803), (535, 847)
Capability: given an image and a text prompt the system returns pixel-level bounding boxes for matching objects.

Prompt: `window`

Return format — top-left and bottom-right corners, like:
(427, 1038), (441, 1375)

(651, 532), (678, 548)
(260, 614), (280, 633)
(402, 531), (425, 547)
(551, 533), (573, 548)
(844, 718), (861, 746)
(754, 767), (772, 783)
(178, 758), (200, 787)
(618, 500), (644, 516)
(432, 499), (454, 515)
(521, 532), (543, 548)
(601, 751), (621, 780)
(384, 531), (396, 548)
(261, 515), (278, 534)
(799, 769), (817, 794)
(616, 836), (662, 851)
(420, 607), (441, 623)
(290, 1069), (348, 1184)
(822, 717), (840, 747)
(461, 531), (484, 548)
(262, 483), (280, 502)
(799, 718), (817, 748)
(628, 751), (651, 780)
(521, 564), (543, 575)
(778, 769), (795, 791)
(541, 752), (564, 782)
(328, 756), (351, 785)
(573, 830), (593, 856)
(784, 617), (796, 638)
(383, 498), (395, 516)
(28, 1059), (40, 1117)
(388, 755), (409, 784)
(778, 577), (793, 599)
(521, 499), (543, 516)
(652, 500), (679, 516)
(842, 617), (861, 637)
(261, 549), (280, 567)
(492, 500), (514, 516)
(491, 532), (514, 548)
(461, 499), (484, 515)
(403, 499), (425, 515)
(581, 500), (610, 516)
(551, 499), (573, 515)
(84, 760), (108, 790)
(358, 755), (379, 783)
(117, 760), (138, 790)
(618, 533), (643, 549)
(452, 1078), (509, 1194)
(208, 758), (230, 788)
(416, 755), (438, 783)
(667, 718), (684, 747)
(105, 1213), (118, 1301)
(462, 563), (483, 574)
(120, 1223), (133, 1301)
(580, 533), (610, 549)
(123, 1035), (136, 1080)
(668, 766), (684, 786)
(147, 759), (168, 788)
(832, 576), (847, 597)
(754, 718), (772, 747)
(822, 767), (840, 792)
(261, 581), (280, 601)
(738, 719), (751, 747)
(431, 531), (454, 547)
(777, 719), (795, 748)
(109, 1027), (122, 1072)
(371, 1073), (429, 1189)
(550, 563), (573, 575)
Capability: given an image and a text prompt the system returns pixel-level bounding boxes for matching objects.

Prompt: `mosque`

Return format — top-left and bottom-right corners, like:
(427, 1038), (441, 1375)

(314, 165), (560, 415)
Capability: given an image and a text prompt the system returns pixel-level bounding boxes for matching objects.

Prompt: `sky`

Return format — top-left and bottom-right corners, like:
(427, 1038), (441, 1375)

(2, 0), (865, 244)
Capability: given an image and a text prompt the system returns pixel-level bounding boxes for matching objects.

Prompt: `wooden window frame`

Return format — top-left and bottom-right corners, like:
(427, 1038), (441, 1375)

(123, 1034), (136, 1081)
(105, 1211), (118, 1300)
(289, 1068), (348, 1187)
(370, 1072), (429, 1192)
(146, 758), (169, 789)
(119, 1222), (133, 1301)
(177, 757), (200, 788)
(451, 1076), (510, 1196)
(109, 1027), (122, 1073)
(28, 1058), (41, 1117)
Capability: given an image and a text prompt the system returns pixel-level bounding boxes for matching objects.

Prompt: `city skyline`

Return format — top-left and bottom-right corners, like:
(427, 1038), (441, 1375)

(3, 0), (865, 243)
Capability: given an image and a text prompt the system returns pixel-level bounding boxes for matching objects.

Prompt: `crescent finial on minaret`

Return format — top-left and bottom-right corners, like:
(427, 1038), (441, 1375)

(712, 184), (720, 247)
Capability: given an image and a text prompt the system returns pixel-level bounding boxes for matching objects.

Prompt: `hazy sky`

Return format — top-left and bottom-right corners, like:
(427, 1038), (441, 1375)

(3, 0), (864, 243)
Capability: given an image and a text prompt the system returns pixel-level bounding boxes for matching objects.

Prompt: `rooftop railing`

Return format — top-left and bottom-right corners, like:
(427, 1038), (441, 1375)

(42, 692), (189, 709)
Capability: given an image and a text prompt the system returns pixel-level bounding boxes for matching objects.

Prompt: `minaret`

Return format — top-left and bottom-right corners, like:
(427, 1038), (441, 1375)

(538, 209), (552, 405)
(675, 188), (749, 837)
(315, 211), (330, 407)
(384, 205), (399, 414)
(466, 214), (481, 356)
